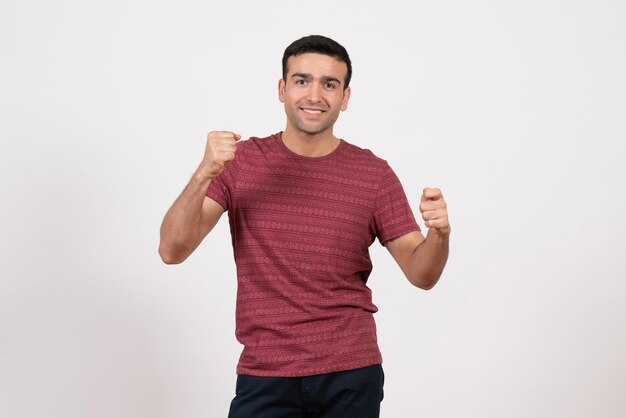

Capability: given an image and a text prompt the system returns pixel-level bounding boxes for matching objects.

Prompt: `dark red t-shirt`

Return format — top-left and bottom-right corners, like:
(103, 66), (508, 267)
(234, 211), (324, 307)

(206, 132), (419, 377)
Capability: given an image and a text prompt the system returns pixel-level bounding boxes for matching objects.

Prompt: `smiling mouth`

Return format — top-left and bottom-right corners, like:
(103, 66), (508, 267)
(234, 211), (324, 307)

(300, 108), (324, 114)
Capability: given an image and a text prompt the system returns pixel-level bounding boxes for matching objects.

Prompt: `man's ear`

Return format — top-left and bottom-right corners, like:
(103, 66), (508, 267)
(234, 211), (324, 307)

(340, 86), (351, 111)
(278, 79), (286, 103)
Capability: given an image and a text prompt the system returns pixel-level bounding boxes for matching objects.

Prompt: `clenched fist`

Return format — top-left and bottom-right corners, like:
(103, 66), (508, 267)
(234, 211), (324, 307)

(419, 187), (450, 234)
(200, 131), (241, 179)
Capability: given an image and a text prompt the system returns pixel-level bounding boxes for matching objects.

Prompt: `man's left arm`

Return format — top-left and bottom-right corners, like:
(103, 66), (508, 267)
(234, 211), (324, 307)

(385, 187), (450, 290)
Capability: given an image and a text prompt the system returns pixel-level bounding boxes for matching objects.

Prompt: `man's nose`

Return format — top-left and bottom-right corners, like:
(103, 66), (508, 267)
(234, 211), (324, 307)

(307, 83), (323, 102)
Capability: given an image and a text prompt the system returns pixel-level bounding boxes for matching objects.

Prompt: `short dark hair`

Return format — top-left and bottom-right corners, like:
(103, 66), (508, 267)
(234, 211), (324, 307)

(282, 35), (352, 89)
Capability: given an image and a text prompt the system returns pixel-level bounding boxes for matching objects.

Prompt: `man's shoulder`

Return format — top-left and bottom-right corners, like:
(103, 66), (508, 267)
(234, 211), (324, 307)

(237, 133), (279, 151)
(340, 139), (389, 168)
(227, 133), (281, 164)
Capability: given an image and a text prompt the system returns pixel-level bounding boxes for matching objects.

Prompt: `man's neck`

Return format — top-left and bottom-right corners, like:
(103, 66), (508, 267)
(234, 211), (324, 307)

(281, 128), (340, 158)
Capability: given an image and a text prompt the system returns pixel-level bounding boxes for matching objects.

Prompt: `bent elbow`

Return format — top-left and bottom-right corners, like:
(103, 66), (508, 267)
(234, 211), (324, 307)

(158, 244), (186, 265)
(416, 281), (437, 291)
(409, 275), (440, 291)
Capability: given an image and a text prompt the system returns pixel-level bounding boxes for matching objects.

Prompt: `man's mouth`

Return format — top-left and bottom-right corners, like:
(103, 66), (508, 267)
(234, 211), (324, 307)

(300, 108), (324, 114)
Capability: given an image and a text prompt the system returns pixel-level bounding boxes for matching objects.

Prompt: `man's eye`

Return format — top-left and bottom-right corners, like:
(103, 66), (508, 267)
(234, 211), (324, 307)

(325, 83), (336, 89)
(296, 79), (307, 85)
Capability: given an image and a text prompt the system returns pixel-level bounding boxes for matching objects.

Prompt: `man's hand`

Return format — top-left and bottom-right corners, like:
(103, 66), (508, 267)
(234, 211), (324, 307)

(419, 187), (450, 235)
(198, 131), (241, 180)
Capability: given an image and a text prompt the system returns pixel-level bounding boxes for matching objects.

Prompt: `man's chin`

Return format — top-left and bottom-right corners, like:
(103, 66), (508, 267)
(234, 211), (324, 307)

(293, 123), (328, 136)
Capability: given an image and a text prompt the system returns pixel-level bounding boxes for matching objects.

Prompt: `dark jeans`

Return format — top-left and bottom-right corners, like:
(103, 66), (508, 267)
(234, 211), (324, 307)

(228, 364), (384, 418)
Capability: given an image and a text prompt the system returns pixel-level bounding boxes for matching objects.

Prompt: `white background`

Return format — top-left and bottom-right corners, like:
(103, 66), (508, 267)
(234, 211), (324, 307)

(1, 1), (625, 417)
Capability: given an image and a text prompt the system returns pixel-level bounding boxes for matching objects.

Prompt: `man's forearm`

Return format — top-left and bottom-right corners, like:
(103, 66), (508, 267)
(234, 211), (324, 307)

(159, 131), (240, 264)
(408, 229), (450, 290)
(158, 170), (213, 264)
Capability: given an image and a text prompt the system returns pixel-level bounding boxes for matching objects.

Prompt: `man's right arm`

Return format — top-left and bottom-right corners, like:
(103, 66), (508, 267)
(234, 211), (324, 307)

(158, 131), (240, 264)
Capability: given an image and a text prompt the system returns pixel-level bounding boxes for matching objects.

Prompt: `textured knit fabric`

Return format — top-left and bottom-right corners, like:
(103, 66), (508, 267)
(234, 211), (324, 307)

(206, 132), (419, 377)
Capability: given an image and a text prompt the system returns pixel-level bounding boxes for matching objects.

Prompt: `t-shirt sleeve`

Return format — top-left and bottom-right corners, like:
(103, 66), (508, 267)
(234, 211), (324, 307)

(373, 163), (420, 245)
(205, 160), (237, 211)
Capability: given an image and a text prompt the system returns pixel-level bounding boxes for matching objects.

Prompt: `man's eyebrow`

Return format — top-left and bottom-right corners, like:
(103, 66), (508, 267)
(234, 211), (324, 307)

(321, 76), (342, 85)
(291, 73), (342, 85)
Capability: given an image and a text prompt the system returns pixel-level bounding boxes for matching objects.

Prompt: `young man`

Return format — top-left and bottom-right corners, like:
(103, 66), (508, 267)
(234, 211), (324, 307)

(159, 35), (450, 418)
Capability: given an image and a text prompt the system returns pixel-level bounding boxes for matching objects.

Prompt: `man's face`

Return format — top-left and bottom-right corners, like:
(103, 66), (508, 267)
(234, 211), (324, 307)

(279, 53), (351, 137)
